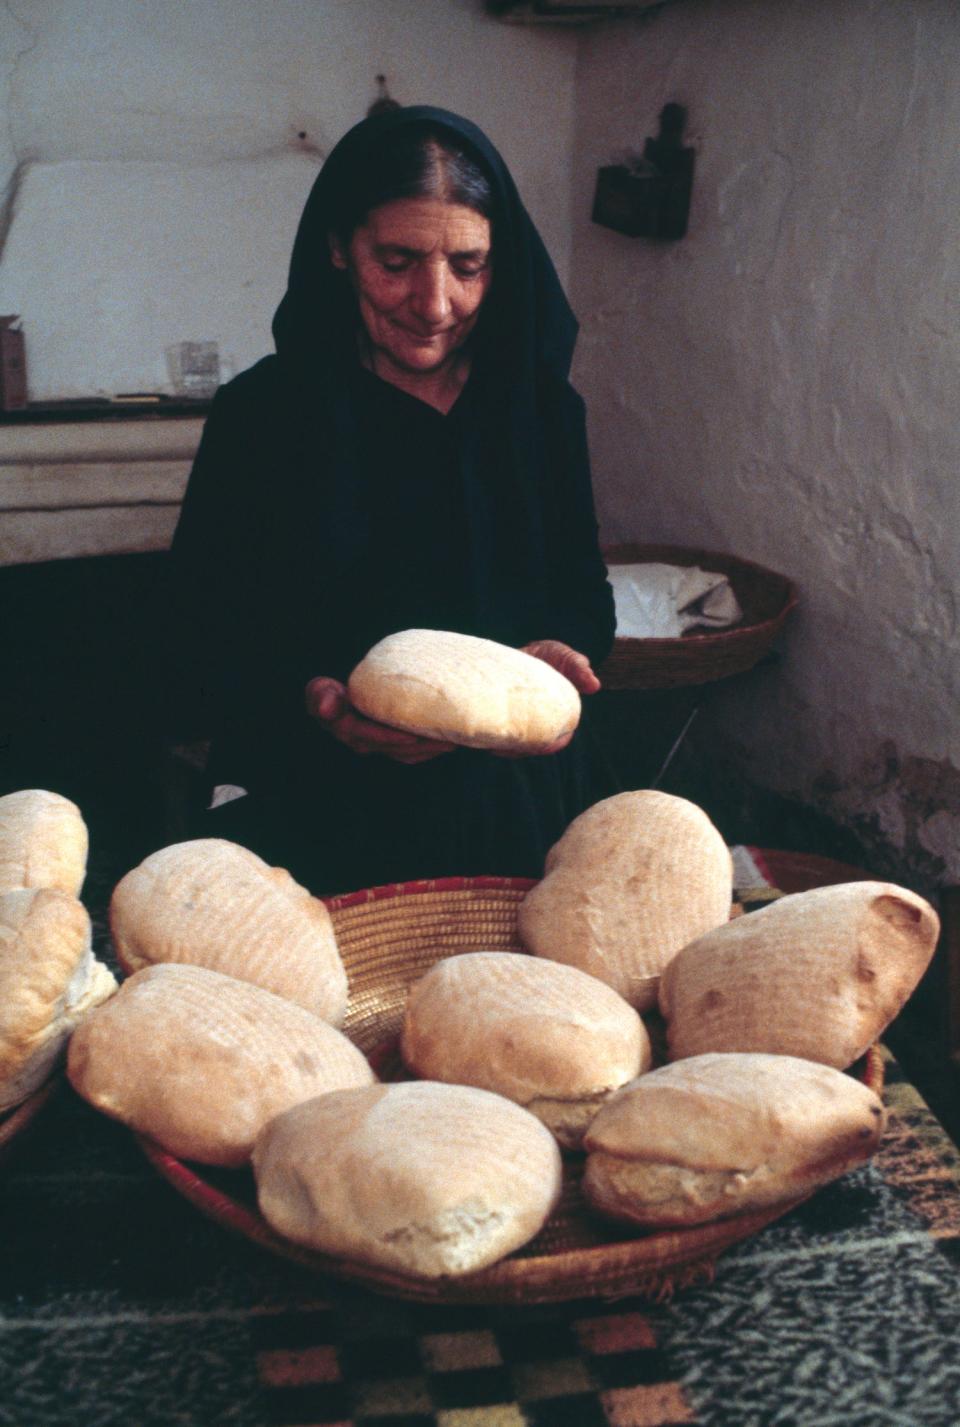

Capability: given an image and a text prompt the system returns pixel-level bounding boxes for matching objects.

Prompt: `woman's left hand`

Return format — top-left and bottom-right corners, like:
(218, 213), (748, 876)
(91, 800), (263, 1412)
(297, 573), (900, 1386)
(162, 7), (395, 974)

(522, 639), (602, 695)
(488, 640), (601, 758)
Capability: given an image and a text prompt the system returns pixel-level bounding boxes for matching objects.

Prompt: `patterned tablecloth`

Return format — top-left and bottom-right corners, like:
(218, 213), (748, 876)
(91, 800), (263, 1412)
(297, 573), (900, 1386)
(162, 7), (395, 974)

(1, 849), (958, 1427)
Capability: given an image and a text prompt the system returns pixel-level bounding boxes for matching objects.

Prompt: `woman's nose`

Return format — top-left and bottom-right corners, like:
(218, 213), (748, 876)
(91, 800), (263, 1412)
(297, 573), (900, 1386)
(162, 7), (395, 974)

(412, 264), (451, 324)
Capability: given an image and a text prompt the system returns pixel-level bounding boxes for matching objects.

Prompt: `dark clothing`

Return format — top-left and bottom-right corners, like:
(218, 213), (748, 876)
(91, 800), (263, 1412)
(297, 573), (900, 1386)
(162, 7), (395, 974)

(169, 107), (616, 895)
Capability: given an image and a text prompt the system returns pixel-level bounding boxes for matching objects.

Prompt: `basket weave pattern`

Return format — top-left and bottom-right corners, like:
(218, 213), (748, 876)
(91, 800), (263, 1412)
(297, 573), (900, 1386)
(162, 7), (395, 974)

(598, 542), (798, 690)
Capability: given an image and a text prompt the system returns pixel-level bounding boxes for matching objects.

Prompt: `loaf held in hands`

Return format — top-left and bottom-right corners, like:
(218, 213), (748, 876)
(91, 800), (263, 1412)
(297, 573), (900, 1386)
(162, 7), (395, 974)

(0, 887), (116, 1111)
(400, 950), (651, 1148)
(517, 790), (733, 1010)
(253, 1079), (563, 1278)
(0, 789), (89, 898)
(109, 838), (348, 1024)
(346, 628), (581, 752)
(67, 962), (375, 1166)
(658, 880), (939, 1067)
(583, 1052), (886, 1228)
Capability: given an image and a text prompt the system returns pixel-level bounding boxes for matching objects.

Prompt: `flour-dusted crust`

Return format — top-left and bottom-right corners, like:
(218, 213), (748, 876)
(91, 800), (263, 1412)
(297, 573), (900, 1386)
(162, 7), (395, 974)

(0, 887), (116, 1110)
(658, 881), (939, 1067)
(400, 950), (651, 1148)
(67, 962), (375, 1167)
(346, 629), (581, 752)
(583, 1052), (886, 1227)
(0, 789), (89, 897)
(109, 838), (348, 1025)
(517, 791), (733, 1010)
(253, 1080), (563, 1278)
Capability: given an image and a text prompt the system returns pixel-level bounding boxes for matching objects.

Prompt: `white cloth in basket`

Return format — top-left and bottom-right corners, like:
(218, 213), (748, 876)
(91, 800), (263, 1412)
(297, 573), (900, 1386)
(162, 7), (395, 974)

(608, 562), (742, 639)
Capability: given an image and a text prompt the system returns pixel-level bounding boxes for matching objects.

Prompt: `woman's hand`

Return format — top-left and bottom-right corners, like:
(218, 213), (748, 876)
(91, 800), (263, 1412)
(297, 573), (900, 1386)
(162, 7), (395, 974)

(522, 639), (602, 695)
(489, 640), (601, 759)
(304, 677), (457, 765)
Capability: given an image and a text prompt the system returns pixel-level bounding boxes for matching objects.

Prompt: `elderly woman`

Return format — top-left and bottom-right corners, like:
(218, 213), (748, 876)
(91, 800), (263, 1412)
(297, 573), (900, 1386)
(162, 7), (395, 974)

(170, 106), (616, 894)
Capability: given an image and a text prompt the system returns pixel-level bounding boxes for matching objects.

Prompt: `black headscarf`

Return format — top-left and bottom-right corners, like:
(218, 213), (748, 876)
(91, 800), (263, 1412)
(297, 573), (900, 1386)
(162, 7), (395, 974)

(261, 106), (608, 657)
(272, 105), (578, 387)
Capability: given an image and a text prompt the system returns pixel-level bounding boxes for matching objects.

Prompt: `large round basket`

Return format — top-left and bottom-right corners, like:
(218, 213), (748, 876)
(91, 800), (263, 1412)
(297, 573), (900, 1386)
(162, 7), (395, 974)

(598, 542), (798, 690)
(140, 872), (883, 1306)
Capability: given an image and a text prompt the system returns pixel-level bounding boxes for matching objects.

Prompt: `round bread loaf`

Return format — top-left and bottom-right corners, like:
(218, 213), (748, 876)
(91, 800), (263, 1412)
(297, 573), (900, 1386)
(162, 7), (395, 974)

(0, 886), (116, 1111)
(109, 838), (348, 1025)
(67, 962), (375, 1166)
(346, 628), (581, 752)
(0, 789), (88, 897)
(253, 1080), (563, 1278)
(582, 1052), (886, 1228)
(658, 881), (939, 1067)
(517, 790), (733, 1010)
(400, 950), (651, 1148)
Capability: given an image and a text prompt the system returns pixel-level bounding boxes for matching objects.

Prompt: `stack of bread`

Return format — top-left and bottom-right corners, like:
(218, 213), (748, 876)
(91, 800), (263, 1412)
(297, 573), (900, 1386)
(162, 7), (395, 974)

(45, 632), (946, 1286)
(0, 790), (117, 1114)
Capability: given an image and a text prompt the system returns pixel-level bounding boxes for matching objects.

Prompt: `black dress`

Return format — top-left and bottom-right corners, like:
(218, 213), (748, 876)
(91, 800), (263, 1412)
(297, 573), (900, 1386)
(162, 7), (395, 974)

(167, 106), (617, 896)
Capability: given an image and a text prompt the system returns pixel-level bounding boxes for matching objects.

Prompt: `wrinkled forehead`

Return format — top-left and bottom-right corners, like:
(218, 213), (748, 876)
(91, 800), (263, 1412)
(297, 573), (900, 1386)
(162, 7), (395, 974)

(356, 197), (493, 256)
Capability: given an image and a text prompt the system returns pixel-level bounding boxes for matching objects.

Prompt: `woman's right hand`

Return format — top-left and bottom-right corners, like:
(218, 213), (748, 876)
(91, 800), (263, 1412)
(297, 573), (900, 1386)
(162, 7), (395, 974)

(304, 677), (457, 765)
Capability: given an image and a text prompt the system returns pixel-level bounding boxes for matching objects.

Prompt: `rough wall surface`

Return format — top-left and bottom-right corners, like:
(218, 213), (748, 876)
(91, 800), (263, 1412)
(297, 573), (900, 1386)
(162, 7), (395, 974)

(0, 0), (577, 398)
(571, 0), (960, 885)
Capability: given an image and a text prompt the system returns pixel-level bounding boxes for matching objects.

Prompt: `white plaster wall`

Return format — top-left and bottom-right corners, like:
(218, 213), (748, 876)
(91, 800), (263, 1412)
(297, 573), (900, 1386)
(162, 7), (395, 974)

(0, 0), (577, 399)
(571, 0), (960, 880)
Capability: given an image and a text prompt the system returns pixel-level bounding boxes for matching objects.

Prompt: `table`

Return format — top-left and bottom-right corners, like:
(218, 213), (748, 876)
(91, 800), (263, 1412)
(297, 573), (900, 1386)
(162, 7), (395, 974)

(2, 849), (959, 1427)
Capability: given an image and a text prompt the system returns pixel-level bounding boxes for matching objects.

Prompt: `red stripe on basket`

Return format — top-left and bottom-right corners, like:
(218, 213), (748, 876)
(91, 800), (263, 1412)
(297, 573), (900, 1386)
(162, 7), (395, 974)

(323, 874), (537, 911)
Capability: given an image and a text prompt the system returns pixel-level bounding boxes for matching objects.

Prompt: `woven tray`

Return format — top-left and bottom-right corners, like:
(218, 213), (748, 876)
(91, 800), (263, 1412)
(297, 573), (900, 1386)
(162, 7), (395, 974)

(139, 872), (884, 1305)
(598, 542), (798, 690)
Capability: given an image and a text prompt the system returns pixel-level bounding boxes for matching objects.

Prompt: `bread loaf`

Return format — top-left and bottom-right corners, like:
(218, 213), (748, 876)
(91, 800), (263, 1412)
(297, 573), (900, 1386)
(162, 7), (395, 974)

(109, 838), (348, 1024)
(517, 791), (733, 1010)
(67, 962), (375, 1166)
(253, 1080), (563, 1278)
(583, 1052), (886, 1228)
(658, 881), (939, 1067)
(0, 789), (88, 897)
(400, 950), (651, 1148)
(347, 628), (581, 752)
(0, 887), (116, 1110)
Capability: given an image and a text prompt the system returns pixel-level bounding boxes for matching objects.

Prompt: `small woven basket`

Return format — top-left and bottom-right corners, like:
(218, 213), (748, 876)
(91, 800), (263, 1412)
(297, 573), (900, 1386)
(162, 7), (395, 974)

(141, 874), (883, 1306)
(598, 542), (798, 690)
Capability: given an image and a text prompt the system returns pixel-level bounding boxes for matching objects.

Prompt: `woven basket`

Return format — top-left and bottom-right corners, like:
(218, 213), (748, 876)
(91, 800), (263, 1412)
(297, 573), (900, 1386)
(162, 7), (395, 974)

(140, 873), (884, 1306)
(598, 542), (798, 690)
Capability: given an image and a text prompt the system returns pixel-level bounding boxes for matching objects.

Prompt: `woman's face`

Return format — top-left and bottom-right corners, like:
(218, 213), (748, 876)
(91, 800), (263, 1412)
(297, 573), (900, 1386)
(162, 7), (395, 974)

(331, 196), (492, 379)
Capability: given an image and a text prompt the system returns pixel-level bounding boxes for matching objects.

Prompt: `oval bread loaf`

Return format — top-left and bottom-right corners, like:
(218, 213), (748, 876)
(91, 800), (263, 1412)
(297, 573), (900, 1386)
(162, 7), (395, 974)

(0, 789), (89, 897)
(517, 791), (733, 1010)
(67, 962), (375, 1166)
(582, 1052), (886, 1228)
(0, 886), (116, 1110)
(253, 1080), (563, 1278)
(658, 881), (939, 1067)
(109, 838), (348, 1024)
(400, 950), (651, 1148)
(346, 628), (581, 752)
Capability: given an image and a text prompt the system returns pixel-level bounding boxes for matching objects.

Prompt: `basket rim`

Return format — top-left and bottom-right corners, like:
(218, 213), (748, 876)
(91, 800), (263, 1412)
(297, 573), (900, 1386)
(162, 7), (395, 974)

(136, 1043), (885, 1304)
(602, 540), (799, 649)
(324, 873), (537, 912)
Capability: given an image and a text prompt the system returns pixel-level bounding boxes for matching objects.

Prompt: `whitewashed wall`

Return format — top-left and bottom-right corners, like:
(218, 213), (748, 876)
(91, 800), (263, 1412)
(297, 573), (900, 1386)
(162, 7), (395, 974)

(571, 0), (960, 883)
(0, 0), (577, 399)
